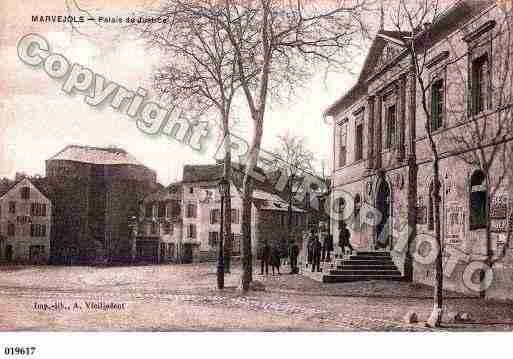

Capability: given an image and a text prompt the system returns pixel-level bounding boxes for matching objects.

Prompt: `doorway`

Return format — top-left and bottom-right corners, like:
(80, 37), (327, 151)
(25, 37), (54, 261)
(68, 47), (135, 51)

(375, 180), (392, 250)
(5, 245), (13, 262)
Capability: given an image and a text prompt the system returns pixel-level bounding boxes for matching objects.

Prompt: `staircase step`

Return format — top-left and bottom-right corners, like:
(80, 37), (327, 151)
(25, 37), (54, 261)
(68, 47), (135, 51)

(355, 251), (391, 256)
(322, 274), (403, 283)
(330, 269), (402, 276)
(339, 259), (395, 266)
(336, 265), (396, 270)
(337, 265), (398, 271)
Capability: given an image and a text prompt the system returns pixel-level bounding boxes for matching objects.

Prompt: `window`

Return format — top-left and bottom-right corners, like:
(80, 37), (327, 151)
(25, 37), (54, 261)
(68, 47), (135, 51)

(231, 209), (239, 224)
(21, 186), (30, 200)
(208, 231), (219, 247)
(186, 203), (197, 218)
(30, 203), (47, 217)
(338, 121), (347, 167)
(7, 222), (15, 236)
(187, 224), (197, 238)
(8, 201), (15, 214)
(145, 204), (153, 218)
(157, 202), (166, 218)
(280, 213), (286, 226)
(30, 224), (47, 237)
(471, 55), (489, 115)
(189, 187), (194, 194)
(431, 79), (444, 131)
(150, 222), (158, 235)
(385, 105), (396, 149)
(232, 233), (241, 255)
(163, 222), (172, 235)
(337, 197), (345, 229)
(469, 170), (487, 230)
(355, 123), (364, 161)
(169, 201), (181, 218)
(29, 245), (45, 260)
(210, 208), (220, 224)
(428, 182), (435, 231)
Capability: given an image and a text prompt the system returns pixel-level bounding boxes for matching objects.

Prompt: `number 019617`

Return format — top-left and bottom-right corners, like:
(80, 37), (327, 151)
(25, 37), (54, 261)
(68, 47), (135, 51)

(3, 347), (36, 356)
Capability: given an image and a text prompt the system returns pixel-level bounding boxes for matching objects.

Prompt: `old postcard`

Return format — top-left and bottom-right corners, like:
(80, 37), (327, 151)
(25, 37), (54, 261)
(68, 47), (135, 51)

(1, 0), (513, 350)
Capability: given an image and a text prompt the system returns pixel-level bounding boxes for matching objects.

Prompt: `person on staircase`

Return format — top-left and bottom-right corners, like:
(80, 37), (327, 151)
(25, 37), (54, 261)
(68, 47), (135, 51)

(338, 221), (354, 257)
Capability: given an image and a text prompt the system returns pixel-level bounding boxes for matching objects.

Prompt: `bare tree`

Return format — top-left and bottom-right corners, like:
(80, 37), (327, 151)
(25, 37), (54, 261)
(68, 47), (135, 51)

(133, 0), (369, 291)
(273, 132), (315, 243)
(387, 0), (446, 326)
(443, 4), (513, 293)
(219, 0), (369, 291)
(133, 2), (252, 273)
(386, 0), (512, 325)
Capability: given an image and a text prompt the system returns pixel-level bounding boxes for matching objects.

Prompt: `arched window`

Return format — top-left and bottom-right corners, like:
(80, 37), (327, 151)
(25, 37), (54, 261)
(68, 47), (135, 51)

(470, 170), (487, 230)
(336, 197), (345, 229)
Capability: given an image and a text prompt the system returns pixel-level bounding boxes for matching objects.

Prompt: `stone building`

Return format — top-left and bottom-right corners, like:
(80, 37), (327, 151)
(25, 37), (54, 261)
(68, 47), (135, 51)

(139, 163), (308, 263)
(325, 0), (513, 298)
(136, 183), (183, 263)
(44, 145), (158, 264)
(0, 178), (52, 264)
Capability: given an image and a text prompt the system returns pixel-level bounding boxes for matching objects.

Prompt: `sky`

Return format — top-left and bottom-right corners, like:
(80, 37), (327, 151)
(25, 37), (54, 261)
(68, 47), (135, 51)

(0, 0), (368, 185)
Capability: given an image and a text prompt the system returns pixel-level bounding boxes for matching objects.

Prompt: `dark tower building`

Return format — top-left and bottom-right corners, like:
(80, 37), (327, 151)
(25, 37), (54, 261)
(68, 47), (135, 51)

(45, 145), (158, 264)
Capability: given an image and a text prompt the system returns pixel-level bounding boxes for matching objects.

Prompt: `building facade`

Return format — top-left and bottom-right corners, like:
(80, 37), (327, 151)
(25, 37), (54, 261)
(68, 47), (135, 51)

(0, 178), (52, 264)
(326, 1), (513, 299)
(138, 164), (308, 263)
(45, 145), (158, 264)
(136, 183), (183, 263)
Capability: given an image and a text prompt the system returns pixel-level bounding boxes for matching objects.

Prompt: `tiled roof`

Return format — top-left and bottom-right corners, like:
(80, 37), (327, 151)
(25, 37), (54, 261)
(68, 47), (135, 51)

(182, 163), (310, 213)
(252, 189), (304, 212)
(324, 0), (491, 117)
(48, 145), (144, 166)
(144, 183), (182, 202)
(182, 164), (224, 183)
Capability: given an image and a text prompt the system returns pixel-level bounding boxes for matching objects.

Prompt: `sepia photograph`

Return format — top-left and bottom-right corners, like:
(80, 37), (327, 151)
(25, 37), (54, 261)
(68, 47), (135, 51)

(0, 0), (512, 356)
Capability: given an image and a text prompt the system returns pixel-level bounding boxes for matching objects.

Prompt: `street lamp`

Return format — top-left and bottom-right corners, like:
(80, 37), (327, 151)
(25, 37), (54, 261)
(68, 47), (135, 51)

(217, 177), (230, 290)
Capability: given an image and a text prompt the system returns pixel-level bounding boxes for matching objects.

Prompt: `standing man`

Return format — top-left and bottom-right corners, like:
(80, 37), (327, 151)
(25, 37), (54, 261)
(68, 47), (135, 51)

(260, 241), (271, 275)
(311, 234), (322, 273)
(288, 239), (299, 274)
(270, 244), (281, 275)
(338, 221), (354, 256)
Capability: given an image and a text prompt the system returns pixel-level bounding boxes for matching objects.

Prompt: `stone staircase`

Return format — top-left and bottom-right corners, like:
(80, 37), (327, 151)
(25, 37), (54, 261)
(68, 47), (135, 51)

(322, 251), (403, 283)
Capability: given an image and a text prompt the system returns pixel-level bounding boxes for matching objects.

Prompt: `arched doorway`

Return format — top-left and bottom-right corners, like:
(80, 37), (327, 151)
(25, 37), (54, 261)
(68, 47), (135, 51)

(375, 179), (392, 250)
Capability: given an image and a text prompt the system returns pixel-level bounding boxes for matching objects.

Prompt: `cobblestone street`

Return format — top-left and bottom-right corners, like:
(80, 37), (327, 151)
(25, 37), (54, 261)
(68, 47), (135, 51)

(1, 262), (513, 331)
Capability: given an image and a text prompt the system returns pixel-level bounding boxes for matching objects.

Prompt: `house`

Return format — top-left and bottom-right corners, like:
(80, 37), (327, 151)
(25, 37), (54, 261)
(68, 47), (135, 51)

(44, 145), (158, 264)
(325, 0), (513, 298)
(136, 182), (183, 263)
(0, 178), (52, 264)
(137, 163), (308, 263)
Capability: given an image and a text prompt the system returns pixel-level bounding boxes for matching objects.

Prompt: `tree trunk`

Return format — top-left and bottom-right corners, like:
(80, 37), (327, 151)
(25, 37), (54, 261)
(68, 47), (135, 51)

(241, 179), (253, 291)
(223, 132), (232, 274)
(431, 168), (444, 326)
(240, 112), (264, 292)
(287, 177), (293, 247)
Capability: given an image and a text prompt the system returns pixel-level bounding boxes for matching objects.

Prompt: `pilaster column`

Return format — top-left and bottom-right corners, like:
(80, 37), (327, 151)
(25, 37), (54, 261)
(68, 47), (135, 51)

(397, 75), (407, 162)
(408, 65), (417, 160)
(366, 95), (375, 170)
(375, 93), (383, 169)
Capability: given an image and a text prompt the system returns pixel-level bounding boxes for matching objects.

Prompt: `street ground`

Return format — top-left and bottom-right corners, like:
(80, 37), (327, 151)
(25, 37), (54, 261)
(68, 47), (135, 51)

(1, 262), (513, 331)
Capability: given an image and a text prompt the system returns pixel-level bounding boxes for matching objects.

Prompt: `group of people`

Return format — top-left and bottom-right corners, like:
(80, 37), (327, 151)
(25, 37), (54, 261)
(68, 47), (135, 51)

(306, 221), (354, 272)
(259, 239), (300, 276)
(258, 221), (354, 276)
